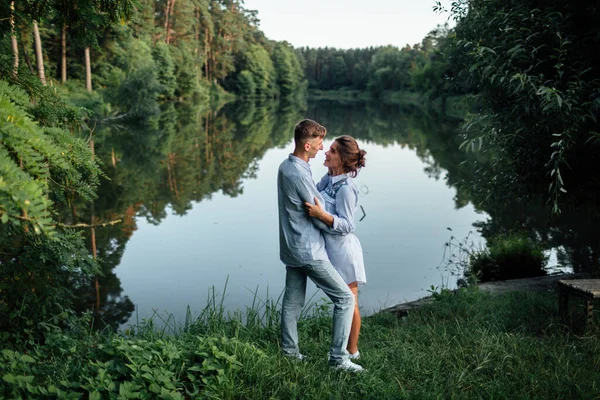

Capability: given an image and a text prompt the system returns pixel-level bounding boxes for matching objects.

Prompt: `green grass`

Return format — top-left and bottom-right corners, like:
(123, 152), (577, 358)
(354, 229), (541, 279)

(1, 287), (599, 399)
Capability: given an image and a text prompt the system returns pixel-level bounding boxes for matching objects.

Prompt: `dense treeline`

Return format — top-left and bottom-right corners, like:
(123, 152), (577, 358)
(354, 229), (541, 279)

(295, 24), (465, 98)
(0, 0), (306, 120)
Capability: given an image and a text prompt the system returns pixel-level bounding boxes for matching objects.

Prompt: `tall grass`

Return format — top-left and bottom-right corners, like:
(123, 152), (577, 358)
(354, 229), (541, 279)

(1, 285), (598, 399)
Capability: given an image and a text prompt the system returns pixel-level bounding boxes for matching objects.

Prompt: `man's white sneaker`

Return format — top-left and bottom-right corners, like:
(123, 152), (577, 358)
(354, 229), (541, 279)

(332, 359), (365, 372)
(327, 350), (360, 360)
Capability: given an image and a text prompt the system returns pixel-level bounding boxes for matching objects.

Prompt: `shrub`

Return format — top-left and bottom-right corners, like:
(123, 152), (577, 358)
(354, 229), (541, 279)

(0, 78), (101, 345)
(468, 233), (548, 282)
(0, 228), (99, 346)
(0, 329), (245, 399)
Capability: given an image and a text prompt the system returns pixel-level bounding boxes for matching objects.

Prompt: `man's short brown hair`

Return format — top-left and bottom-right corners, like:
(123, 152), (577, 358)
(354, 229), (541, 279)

(294, 119), (327, 145)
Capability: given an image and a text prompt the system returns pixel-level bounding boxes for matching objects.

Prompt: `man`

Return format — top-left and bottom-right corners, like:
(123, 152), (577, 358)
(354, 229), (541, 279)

(277, 119), (364, 372)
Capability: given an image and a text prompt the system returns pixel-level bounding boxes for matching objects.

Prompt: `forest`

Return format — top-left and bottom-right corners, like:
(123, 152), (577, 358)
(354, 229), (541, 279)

(1, 0), (600, 397)
(1, 1), (306, 113)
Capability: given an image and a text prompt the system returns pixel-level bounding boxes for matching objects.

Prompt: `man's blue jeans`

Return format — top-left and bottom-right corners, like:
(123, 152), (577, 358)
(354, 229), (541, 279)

(281, 260), (354, 364)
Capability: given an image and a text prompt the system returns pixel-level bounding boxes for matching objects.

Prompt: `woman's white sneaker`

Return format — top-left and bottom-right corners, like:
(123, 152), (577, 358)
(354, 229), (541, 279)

(333, 359), (365, 372)
(349, 350), (360, 360)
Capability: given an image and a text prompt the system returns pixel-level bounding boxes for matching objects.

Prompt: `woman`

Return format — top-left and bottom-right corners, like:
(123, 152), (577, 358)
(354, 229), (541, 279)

(305, 135), (367, 359)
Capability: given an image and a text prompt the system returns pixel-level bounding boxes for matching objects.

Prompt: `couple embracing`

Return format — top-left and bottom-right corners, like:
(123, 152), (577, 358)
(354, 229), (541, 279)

(277, 119), (367, 372)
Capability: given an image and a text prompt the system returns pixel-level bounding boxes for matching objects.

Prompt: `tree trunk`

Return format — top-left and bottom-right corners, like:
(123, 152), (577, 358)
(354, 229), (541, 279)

(33, 21), (46, 85)
(167, 0), (176, 44)
(194, 7), (199, 56)
(10, 1), (18, 78)
(61, 26), (67, 83)
(84, 47), (92, 91)
(91, 223), (100, 312)
(20, 41), (35, 74)
(89, 139), (100, 313)
(204, 28), (210, 80)
(164, 0), (172, 44)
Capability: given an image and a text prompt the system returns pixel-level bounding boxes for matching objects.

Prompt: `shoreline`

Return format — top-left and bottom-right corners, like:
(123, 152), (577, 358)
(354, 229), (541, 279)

(380, 273), (587, 317)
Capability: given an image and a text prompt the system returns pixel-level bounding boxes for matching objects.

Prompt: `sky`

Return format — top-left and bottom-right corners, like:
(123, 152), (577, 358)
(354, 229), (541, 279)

(242, 0), (455, 49)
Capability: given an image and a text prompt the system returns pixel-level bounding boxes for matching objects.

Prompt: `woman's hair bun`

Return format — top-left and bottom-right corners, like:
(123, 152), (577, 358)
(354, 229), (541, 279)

(357, 149), (366, 169)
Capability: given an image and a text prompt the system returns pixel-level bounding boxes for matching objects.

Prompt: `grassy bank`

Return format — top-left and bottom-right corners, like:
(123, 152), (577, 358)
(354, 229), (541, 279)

(1, 287), (598, 399)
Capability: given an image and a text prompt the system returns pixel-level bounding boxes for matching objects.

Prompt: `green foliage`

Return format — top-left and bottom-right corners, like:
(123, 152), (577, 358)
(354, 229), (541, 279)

(170, 44), (204, 102)
(0, 58), (83, 128)
(368, 46), (413, 94)
(1, 0), (307, 115)
(116, 67), (162, 119)
(296, 41), (445, 95)
(445, 0), (600, 213)
(426, 285), (456, 302)
(236, 70), (256, 97)
(329, 55), (348, 88)
(0, 329), (245, 399)
(410, 25), (469, 100)
(239, 44), (276, 97)
(297, 47), (377, 90)
(152, 42), (177, 100)
(2, 0), (134, 48)
(62, 84), (111, 118)
(0, 228), (98, 345)
(0, 80), (99, 234)
(96, 28), (162, 120)
(0, 77), (101, 343)
(272, 42), (305, 96)
(468, 233), (548, 282)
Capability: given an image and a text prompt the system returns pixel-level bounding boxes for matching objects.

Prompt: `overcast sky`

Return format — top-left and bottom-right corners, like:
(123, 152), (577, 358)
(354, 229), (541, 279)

(242, 0), (455, 49)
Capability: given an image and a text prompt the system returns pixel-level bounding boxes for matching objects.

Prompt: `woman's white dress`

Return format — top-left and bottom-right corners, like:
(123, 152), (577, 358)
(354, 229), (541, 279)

(317, 173), (366, 285)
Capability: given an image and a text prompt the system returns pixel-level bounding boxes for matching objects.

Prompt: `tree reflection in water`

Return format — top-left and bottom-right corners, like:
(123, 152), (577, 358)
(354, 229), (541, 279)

(63, 98), (306, 329)
(65, 97), (600, 329)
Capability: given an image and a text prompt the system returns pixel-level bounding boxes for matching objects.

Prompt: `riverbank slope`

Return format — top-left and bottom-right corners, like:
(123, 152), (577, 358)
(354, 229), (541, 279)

(1, 275), (598, 399)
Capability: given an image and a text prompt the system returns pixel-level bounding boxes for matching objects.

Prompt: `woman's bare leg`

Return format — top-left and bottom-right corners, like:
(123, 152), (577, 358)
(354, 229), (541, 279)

(347, 281), (361, 354)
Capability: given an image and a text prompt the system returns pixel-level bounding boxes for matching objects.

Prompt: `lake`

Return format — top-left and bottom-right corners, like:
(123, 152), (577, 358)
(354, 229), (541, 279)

(78, 98), (490, 328)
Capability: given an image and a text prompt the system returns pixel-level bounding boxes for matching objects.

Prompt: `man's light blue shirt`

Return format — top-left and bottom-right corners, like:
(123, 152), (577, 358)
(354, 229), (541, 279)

(277, 154), (338, 267)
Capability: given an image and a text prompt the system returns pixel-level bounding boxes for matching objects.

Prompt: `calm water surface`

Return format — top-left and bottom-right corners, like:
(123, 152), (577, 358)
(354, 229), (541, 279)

(82, 99), (490, 327)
